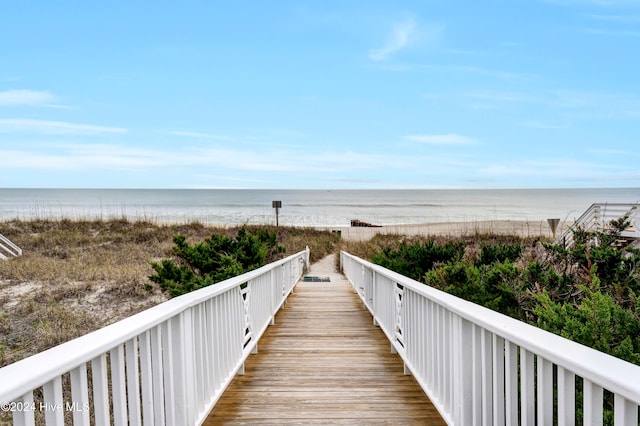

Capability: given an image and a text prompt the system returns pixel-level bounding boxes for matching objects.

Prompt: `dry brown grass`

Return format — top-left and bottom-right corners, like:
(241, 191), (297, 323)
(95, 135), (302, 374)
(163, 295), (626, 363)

(0, 219), (340, 369)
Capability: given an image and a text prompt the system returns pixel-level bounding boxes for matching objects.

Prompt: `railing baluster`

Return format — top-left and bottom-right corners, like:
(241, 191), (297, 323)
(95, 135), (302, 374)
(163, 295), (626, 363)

(12, 391), (35, 426)
(91, 354), (110, 426)
(173, 309), (194, 425)
(614, 394), (638, 426)
(161, 320), (176, 424)
(110, 345), (128, 426)
(481, 329), (493, 425)
(471, 324), (482, 425)
(557, 366), (575, 426)
(150, 325), (165, 425)
(504, 341), (518, 425)
(456, 318), (473, 424)
(520, 349), (535, 426)
(446, 310), (453, 413)
(42, 377), (64, 426)
(194, 304), (206, 410)
(584, 379), (603, 426)
(70, 364), (91, 425)
(492, 335), (505, 426)
(138, 330), (155, 426)
(537, 357), (553, 426)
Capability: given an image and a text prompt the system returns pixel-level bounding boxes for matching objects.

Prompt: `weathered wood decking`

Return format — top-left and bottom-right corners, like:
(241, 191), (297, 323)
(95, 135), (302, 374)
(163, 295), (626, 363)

(205, 259), (445, 424)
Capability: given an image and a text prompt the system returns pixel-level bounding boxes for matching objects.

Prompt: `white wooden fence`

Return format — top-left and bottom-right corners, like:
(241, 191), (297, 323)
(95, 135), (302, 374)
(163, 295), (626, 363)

(0, 248), (309, 425)
(341, 251), (640, 426)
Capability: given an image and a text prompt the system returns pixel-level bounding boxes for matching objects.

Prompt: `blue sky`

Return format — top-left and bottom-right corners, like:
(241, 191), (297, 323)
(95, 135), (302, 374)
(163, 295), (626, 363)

(1, 0), (639, 189)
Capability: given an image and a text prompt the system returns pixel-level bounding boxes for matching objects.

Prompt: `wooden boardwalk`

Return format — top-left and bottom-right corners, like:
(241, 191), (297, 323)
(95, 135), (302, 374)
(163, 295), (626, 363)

(205, 259), (445, 425)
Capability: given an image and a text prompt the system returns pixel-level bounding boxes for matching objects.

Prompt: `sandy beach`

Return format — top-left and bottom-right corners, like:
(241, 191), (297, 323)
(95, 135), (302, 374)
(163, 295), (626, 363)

(316, 219), (570, 241)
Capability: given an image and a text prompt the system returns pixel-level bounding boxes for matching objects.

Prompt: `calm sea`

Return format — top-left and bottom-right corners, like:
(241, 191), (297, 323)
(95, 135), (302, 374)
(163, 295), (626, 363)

(0, 188), (639, 227)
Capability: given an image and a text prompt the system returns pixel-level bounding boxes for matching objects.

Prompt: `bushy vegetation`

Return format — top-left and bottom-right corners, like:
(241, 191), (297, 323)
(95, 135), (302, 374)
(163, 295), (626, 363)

(149, 226), (285, 297)
(372, 240), (465, 279)
(369, 215), (640, 366)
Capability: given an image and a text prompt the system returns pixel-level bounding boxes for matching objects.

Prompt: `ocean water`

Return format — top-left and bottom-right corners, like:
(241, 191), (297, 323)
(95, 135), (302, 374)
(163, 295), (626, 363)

(0, 188), (639, 227)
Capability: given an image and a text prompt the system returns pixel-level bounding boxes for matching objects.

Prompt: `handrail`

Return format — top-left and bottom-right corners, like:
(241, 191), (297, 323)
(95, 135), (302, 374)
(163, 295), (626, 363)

(556, 203), (639, 247)
(341, 250), (640, 426)
(0, 248), (309, 425)
(0, 233), (22, 259)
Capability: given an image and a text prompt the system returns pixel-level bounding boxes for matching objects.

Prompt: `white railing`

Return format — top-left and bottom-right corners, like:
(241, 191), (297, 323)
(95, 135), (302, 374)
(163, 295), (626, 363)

(0, 233), (22, 260)
(556, 203), (640, 248)
(0, 248), (309, 426)
(341, 251), (640, 426)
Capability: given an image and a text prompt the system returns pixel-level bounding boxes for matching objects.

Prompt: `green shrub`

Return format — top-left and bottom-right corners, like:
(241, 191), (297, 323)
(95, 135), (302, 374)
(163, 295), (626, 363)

(425, 261), (523, 318)
(149, 226), (284, 297)
(477, 242), (522, 266)
(371, 240), (464, 281)
(534, 270), (640, 365)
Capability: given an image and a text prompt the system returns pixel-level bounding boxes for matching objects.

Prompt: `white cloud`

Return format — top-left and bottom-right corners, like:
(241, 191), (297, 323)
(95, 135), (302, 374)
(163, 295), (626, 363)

(0, 142), (473, 181)
(369, 18), (419, 61)
(0, 90), (57, 107)
(404, 134), (478, 145)
(0, 119), (126, 135)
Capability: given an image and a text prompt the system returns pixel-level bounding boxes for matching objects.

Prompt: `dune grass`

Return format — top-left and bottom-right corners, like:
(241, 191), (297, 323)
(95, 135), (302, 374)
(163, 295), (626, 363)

(0, 219), (340, 368)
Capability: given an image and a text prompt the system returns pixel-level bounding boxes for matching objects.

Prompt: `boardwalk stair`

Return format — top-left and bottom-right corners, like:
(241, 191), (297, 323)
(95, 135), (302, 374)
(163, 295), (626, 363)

(555, 203), (640, 249)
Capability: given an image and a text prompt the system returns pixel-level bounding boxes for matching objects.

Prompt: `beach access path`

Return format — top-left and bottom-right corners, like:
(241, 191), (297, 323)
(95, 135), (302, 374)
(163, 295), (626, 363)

(205, 254), (445, 424)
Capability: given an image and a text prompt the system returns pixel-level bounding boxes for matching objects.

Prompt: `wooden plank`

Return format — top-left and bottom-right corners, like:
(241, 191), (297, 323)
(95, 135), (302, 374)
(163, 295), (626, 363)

(205, 278), (445, 425)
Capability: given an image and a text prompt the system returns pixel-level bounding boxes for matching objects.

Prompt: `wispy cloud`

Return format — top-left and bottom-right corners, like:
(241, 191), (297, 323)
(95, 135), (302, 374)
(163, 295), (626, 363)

(0, 142), (477, 182)
(405, 134), (479, 145)
(0, 90), (57, 107)
(0, 119), (127, 134)
(369, 18), (420, 61)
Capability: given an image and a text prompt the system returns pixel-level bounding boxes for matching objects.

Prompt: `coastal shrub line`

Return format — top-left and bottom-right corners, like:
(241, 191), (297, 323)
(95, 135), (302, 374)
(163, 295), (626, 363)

(367, 215), (640, 366)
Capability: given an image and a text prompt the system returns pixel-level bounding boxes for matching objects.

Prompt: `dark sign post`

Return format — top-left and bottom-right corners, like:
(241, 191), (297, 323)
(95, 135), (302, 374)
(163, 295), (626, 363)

(272, 200), (282, 227)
